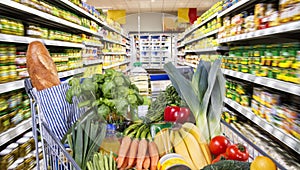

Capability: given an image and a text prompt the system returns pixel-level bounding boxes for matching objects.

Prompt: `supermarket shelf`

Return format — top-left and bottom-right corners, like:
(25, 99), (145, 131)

(83, 41), (103, 47)
(103, 52), (127, 55)
(83, 59), (103, 66)
(102, 61), (130, 69)
(43, 40), (84, 48)
(218, 20), (300, 43)
(0, 119), (32, 146)
(82, 53), (97, 58)
(218, 0), (251, 17)
(0, 0), (101, 37)
(224, 98), (300, 154)
(0, 33), (84, 48)
(183, 62), (197, 68)
(222, 69), (300, 96)
(58, 68), (85, 78)
(177, 53), (185, 56)
(184, 29), (219, 45)
(177, 44), (185, 48)
(141, 50), (169, 52)
(0, 79), (25, 94)
(53, 0), (127, 38)
(182, 13), (218, 38)
(184, 46), (229, 53)
(177, 36), (185, 42)
(102, 38), (126, 46)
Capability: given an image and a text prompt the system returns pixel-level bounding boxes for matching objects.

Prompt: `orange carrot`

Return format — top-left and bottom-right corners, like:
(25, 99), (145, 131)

(119, 157), (129, 170)
(117, 136), (132, 168)
(127, 138), (139, 168)
(136, 139), (148, 170)
(148, 141), (159, 170)
(143, 151), (150, 169)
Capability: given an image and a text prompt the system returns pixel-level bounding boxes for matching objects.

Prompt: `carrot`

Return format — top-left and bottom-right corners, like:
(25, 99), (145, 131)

(136, 139), (148, 170)
(143, 151), (150, 169)
(148, 141), (159, 170)
(119, 157), (129, 170)
(127, 138), (139, 168)
(117, 136), (132, 168)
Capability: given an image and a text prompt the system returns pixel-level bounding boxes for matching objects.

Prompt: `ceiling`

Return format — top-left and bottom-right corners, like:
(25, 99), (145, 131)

(86, 0), (220, 14)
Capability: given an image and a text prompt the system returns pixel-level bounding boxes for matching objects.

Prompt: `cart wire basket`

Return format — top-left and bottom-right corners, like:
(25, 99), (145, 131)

(25, 78), (285, 170)
(25, 79), (81, 170)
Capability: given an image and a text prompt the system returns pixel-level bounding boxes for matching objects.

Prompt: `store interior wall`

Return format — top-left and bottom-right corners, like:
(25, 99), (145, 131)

(125, 12), (177, 33)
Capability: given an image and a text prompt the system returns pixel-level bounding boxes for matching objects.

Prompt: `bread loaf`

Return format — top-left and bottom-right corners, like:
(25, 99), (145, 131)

(26, 41), (60, 91)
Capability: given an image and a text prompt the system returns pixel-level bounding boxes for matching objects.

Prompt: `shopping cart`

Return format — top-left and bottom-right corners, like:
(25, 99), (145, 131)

(25, 79), (81, 170)
(25, 78), (286, 170)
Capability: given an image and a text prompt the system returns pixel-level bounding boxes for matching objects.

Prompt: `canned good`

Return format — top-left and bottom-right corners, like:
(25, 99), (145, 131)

(16, 137), (31, 157)
(0, 149), (15, 169)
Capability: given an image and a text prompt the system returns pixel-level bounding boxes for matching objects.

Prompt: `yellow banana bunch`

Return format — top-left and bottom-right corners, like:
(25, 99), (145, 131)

(169, 122), (211, 170)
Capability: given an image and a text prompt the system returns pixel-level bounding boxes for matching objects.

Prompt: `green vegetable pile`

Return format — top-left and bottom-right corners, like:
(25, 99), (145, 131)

(144, 85), (186, 123)
(66, 69), (144, 123)
(87, 151), (117, 170)
(65, 111), (107, 170)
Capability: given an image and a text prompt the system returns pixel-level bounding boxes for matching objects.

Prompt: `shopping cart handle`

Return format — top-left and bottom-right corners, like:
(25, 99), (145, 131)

(24, 78), (33, 95)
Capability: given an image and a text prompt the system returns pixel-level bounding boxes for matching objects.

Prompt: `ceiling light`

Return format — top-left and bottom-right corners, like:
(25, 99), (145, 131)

(151, 0), (155, 2)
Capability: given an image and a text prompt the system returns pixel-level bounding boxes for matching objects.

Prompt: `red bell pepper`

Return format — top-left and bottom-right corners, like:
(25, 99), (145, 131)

(164, 106), (190, 123)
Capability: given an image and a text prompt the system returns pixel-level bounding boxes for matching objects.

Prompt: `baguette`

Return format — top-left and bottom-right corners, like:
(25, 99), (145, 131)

(26, 41), (60, 91)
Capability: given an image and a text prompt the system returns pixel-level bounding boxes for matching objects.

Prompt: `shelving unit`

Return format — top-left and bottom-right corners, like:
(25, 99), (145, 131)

(185, 46), (229, 53)
(102, 38), (126, 46)
(102, 60), (130, 70)
(222, 69), (300, 96)
(83, 41), (104, 47)
(0, 33), (85, 48)
(184, 29), (219, 45)
(134, 33), (176, 69)
(218, 20), (300, 43)
(217, 0), (251, 17)
(178, 13), (218, 41)
(103, 52), (127, 55)
(0, 0), (101, 36)
(83, 59), (103, 66)
(177, 0), (300, 167)
(225, 98), (300, 154)
(0, 119), (32, 146)
(0, 0), (131, 160)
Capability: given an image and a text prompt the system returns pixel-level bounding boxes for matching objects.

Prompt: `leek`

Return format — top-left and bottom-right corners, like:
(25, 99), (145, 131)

(164, 59), (225, 142)
(207, 69), (225, 139)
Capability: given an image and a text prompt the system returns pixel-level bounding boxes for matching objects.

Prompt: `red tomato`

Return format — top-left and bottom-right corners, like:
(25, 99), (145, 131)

(212, 153), (228, 164)
(209, 136), (231, 155)
(226, 143), (249, 162)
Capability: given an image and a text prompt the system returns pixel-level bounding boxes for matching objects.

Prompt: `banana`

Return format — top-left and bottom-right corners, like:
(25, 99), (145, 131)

(123, 123), (142, 136)
(179, 128), (207, 169)
(172, 130), (197, 170)
(182, 122), (212, 164)
(135, 124), (147, 139)
(154, 128), (172, 157)
(140, 126), (150, 139)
